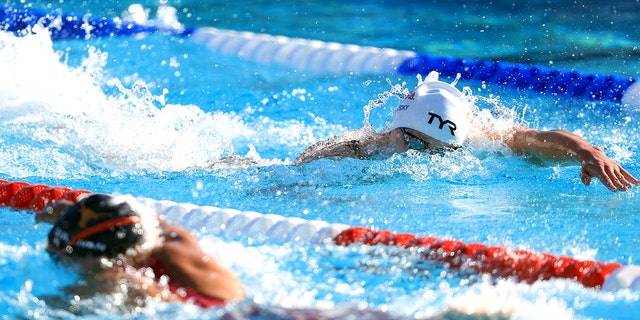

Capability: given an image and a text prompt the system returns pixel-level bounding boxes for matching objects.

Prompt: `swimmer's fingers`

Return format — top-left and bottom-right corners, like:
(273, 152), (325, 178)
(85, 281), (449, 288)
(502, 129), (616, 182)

(606, 165), (640, 191)
(580, 167), (592, 186)
(618, 166), (640, 188)
(604, 166), (630, 192)
(581, 160), (638, 192)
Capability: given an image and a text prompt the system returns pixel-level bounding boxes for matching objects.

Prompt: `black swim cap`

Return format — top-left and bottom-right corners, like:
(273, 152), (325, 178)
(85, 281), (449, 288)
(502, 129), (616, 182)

(47, 193), (144, 258)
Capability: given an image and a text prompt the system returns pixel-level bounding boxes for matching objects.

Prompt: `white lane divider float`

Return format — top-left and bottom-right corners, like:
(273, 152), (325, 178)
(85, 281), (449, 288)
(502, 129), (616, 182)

(0, 179), (639, 291)
(1, 5), (638, 104)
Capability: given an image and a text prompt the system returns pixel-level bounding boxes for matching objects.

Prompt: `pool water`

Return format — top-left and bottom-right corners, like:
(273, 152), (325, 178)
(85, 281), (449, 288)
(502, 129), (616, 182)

(1, 0), (640, 319)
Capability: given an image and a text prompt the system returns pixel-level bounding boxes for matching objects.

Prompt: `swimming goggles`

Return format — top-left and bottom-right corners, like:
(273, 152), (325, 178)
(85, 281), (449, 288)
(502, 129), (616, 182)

(400, 128), (430, 151)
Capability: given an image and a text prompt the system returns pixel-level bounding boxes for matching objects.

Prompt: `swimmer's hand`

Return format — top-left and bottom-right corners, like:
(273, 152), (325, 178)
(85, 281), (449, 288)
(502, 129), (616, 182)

(578, 146), (640, 192)
(505, 128), (639, 192)
(35, 200), (73, 224)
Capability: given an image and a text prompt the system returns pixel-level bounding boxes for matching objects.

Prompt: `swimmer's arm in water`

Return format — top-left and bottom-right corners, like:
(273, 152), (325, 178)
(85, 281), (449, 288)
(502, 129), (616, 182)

(153, 221), (246, 302)
(505, 127), (640, 191)
(294, 129), (408, 164)
(35, 200), (74, 224)
(60, 265), (181, 303)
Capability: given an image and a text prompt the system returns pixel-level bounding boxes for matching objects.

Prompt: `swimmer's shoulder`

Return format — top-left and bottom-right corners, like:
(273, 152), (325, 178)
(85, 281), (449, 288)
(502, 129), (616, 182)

(158, 220), (200, 247)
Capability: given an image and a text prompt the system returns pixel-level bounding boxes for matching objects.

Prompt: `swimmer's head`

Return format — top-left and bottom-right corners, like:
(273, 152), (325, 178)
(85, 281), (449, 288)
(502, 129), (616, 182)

(391, 79), (471, 147)
(48, 193), (144, 258)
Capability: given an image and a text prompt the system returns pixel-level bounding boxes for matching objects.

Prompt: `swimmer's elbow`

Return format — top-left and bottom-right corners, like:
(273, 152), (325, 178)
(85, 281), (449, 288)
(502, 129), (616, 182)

(294, 140), (359, 163)
(294, 151), (320, 164)
(228, 282), (247, 302)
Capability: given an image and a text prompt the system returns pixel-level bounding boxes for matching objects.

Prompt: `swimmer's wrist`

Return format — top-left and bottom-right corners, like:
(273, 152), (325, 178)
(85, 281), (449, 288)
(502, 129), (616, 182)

(575, 144), (603, 163)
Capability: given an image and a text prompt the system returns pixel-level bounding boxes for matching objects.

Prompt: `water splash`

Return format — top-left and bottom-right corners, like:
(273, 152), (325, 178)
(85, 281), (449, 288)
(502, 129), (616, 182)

(361, 72), (523, 155)
(362, 78), (410, 129)
(0, 28), (265, 175)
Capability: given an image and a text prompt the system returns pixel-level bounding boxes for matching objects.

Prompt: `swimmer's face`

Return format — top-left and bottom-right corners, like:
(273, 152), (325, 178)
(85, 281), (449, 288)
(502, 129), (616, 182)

(46, 243), (102, 274)
(400, 128), (452, 150)
(47, 242), (146, 274)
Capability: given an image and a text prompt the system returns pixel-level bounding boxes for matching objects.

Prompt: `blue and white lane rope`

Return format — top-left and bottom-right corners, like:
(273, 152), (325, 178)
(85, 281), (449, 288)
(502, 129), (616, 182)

(2, 5), (639, 104)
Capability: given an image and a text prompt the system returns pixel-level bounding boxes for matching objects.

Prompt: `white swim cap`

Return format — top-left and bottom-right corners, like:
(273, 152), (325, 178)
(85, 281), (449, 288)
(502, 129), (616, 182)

(391, 80), (471, 147)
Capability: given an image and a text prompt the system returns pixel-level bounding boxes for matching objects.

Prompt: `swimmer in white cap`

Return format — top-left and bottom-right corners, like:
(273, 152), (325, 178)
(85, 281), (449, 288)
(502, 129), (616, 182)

(295, 76), (639, 192)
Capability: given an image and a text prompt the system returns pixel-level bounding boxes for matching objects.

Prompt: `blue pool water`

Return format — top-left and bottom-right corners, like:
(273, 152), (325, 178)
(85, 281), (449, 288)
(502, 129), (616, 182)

(1, 0), (640, 319)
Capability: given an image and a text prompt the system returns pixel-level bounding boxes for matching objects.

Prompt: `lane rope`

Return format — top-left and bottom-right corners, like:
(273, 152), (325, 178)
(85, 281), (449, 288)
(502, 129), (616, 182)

(1, 179), (639, 291)
(1, 5), (639, 104)
(2, 4), (640, 293)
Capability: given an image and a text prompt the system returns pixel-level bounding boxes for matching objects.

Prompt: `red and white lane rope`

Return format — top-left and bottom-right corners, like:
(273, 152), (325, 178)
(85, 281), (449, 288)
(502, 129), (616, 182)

(2, 179), (639, 291)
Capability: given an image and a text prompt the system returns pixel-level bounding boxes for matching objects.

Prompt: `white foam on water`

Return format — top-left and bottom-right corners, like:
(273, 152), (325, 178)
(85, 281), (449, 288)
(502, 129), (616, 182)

(5, 29), (335, 177)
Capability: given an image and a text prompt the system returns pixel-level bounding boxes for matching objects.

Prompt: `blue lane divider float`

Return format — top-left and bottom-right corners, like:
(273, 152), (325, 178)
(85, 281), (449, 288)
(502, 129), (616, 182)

(0, 5), (180, 39)
(1, 5), (639, 104)
(399, 55), (640, 104)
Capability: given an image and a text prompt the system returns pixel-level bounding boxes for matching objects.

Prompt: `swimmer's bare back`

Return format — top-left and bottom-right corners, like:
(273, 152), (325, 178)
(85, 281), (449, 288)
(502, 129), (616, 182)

(152, 220), (246, 302)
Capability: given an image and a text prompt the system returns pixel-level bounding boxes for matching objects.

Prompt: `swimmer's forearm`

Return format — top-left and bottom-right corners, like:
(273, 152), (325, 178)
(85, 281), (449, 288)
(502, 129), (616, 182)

(508, 129), (596, 162)
(294, 138), (369, 163)
(295, 130), (408, 164)
(509, 128), (639, 191)
(35, 200), (74, 224)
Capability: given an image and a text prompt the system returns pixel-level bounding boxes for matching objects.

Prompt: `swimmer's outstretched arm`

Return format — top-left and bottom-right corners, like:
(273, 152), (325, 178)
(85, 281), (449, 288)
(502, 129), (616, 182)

(505, 127), (640, 192)
(35, 200), (74, 224)
(294, 129), (408, 164)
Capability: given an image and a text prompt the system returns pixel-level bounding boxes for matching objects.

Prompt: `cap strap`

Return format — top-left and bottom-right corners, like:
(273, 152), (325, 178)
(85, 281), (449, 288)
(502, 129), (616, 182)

(66, 216), (142, 247)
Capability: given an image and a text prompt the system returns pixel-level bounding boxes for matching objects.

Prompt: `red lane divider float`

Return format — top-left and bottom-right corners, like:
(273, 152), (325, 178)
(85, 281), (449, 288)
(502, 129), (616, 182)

(0, 181), (90, 211)
(1, 179), (638, 290)
(334, 227), (622, 288)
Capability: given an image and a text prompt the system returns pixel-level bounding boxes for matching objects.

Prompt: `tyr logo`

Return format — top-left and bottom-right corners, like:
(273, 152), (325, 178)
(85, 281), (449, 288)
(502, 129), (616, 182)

(427, 112), (457, 136)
